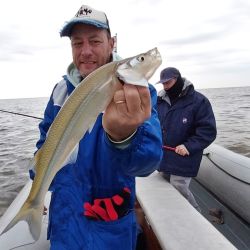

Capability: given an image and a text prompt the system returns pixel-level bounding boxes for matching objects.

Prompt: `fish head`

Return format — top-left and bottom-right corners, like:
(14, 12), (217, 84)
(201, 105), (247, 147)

(116, 47), (162, 87)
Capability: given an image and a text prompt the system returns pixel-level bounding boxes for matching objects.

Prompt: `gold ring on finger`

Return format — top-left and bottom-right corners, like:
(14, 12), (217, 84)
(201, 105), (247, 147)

(115, 100), (126, 104)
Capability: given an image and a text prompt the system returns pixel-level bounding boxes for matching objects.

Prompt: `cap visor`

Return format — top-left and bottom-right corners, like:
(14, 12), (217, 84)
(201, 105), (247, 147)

(60, 19), (109, 37)
(156, 77), (175, 84)
(155, 80), (163, 84)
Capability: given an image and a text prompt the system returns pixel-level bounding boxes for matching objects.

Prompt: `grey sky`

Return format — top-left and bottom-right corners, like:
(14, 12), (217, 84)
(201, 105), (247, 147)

(0, 0), (250, 98)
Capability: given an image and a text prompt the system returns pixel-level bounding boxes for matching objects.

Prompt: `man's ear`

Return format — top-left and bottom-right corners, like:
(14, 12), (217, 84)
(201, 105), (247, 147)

(110, 36), (115, 51)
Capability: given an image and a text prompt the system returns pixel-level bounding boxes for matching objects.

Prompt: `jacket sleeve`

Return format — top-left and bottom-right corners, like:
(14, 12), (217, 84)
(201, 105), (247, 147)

(184, 97), (217, 154)
(102, 84), (163, 177)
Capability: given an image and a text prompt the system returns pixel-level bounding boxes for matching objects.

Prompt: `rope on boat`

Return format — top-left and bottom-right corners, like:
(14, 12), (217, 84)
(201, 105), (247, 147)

(203, 153), (250, 185)
(0, 109), (43, 120)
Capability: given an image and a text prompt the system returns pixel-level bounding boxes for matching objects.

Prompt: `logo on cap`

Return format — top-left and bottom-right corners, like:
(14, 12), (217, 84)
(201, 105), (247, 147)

(60, 5), (110, 37)
(76, 7), (92, 17)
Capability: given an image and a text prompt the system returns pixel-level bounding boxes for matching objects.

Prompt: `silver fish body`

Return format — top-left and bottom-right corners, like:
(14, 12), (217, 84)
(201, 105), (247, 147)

(0, 48), (162, 240)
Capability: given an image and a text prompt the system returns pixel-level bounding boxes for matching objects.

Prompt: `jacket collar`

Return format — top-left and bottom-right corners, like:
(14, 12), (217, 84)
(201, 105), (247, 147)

(158, 78), (194, 104)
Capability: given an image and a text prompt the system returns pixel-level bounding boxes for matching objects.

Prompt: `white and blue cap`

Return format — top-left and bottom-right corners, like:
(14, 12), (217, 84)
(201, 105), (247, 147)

(60, 5), (110, 37)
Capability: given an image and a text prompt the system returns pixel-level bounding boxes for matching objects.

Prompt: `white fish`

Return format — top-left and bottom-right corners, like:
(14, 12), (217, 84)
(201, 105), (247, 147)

(0, 48), (162, 241)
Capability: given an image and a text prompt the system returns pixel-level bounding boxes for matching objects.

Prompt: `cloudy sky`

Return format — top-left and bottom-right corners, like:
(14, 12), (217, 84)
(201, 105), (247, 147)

(0, 0), (250, 99)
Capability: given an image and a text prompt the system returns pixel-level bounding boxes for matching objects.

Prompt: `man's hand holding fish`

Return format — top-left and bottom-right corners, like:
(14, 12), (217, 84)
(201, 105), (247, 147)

(103, 83), (151, 142)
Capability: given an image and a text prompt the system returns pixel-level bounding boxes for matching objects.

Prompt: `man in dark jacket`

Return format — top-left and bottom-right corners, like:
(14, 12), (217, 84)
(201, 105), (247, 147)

(156, 67), (217, 211)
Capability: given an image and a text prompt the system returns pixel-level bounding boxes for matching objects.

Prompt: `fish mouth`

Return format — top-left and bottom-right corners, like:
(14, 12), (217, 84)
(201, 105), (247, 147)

(146, 47), (162, 61)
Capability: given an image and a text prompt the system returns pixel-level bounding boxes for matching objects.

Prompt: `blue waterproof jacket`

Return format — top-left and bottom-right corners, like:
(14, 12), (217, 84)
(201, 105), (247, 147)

(157, 79), (216, 177)
(30, 70), (162, 250)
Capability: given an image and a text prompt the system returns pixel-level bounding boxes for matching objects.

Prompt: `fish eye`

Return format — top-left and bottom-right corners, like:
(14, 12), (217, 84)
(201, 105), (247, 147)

(137, 56), (144, 62)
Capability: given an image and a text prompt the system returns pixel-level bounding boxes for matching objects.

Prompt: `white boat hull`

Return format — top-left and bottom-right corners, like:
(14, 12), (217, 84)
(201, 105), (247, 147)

(197, 144), (250, 224)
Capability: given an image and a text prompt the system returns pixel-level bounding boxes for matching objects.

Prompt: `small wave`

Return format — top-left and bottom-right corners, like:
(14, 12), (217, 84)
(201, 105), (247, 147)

(239, 106), (250, 109)
(0, 128), (9, 132)
(240, 94), (250, 98)
(0, 170), (16, 176)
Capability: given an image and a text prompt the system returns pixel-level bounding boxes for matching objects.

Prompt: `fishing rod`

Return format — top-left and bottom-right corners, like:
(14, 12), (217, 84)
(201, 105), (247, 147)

(0, 109), (43, 120)
(162, 145), (176, 152)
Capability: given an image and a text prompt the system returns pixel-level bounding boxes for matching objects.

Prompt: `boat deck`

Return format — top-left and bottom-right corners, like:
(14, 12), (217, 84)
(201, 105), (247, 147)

(191, 178), (250, 250)
(136, 172), (236, 250)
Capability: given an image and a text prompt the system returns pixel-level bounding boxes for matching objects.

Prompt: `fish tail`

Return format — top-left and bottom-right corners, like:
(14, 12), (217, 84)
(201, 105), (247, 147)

(1, 201), (44, 241)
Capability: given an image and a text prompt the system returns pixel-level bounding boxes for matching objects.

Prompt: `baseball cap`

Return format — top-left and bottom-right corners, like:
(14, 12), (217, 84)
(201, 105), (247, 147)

(60, 5), (110, 37)
(156, 67), (180, 84)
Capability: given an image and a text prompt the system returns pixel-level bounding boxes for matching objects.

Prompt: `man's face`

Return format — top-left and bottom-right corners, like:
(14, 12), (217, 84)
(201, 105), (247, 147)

(70, 24), (114, 76)
(163, 78), (177, 91)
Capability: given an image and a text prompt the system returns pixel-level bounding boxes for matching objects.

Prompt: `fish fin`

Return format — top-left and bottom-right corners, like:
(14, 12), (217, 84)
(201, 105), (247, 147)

(87, 116), (100, 133)
(28, 147), (42, 172)
(61, 144), (79, 166)
(0, 201), (44, 241)
(88, 122), (95, 133)
(28, 156), (37, 178)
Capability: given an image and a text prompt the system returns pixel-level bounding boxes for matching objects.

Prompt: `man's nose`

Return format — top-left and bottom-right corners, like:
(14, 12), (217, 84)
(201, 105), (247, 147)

(80, 42), (92, 56)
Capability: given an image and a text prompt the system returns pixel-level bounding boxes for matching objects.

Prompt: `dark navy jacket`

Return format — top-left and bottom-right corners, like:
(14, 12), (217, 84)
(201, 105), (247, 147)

(157, 79), (216, 177)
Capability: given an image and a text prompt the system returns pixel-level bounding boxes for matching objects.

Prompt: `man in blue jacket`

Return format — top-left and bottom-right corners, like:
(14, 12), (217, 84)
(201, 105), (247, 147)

(157, 67), (216, 212)
(30, 5), (162, 250)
